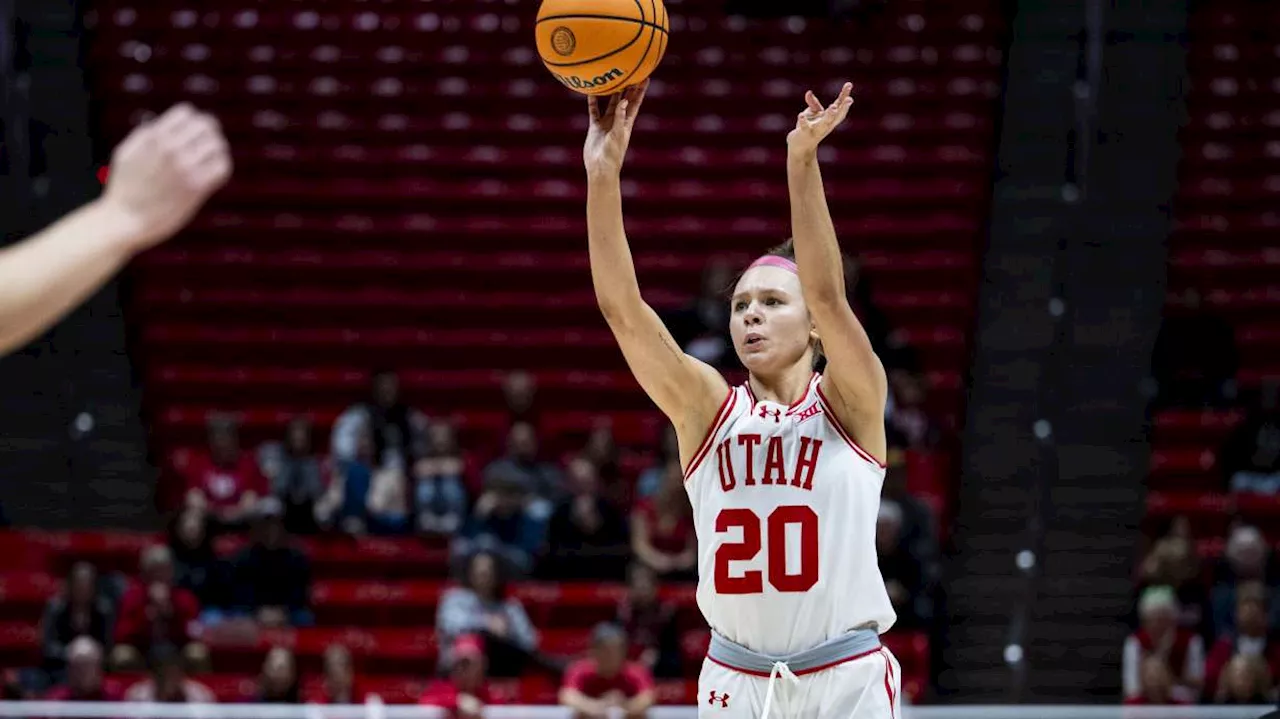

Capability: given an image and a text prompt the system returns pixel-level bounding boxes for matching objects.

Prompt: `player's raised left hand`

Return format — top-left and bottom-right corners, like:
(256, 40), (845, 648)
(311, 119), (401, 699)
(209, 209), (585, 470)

(787, 82), (854, 156)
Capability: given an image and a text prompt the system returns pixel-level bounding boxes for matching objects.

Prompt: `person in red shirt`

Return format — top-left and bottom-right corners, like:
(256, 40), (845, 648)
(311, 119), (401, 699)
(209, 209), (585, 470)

(629, 462), (696, 579)
(179, 415), (268, 526)
(1123, 656), (1190, 706)
(420, 634), (497, 719)
(560, 623), (656, 719)
(44, 637), (124, 701)
(110, 545), (202, 671)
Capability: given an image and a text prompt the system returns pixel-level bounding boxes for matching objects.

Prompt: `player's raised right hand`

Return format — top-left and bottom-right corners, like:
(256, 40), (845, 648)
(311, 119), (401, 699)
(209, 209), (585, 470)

(101, 102), (233, 253)
(583, 80), (647, 180)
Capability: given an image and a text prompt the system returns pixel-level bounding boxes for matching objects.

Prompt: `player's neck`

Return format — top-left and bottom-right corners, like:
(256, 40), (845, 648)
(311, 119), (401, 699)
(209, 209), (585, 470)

(747, 365), (814, 406)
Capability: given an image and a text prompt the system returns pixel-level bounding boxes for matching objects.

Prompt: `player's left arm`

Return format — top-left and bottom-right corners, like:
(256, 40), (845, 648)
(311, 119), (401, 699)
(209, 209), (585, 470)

(786, 82), (888, 464)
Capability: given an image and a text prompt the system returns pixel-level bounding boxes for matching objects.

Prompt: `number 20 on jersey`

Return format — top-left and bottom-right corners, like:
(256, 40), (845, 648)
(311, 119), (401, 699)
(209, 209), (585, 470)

(713, 505), (819, 594)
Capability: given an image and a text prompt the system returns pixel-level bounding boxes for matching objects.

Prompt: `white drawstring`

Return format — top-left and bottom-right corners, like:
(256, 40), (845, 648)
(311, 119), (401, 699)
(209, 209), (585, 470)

(760, 660), (801, 719)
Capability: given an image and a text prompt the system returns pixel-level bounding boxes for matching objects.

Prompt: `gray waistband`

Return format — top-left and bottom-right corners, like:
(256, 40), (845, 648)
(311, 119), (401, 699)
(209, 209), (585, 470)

(707, 628), (881, 675)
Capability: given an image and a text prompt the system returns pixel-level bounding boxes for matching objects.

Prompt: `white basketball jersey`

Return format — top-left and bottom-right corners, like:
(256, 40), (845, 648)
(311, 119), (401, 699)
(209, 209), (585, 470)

(684, 373), (895, 656)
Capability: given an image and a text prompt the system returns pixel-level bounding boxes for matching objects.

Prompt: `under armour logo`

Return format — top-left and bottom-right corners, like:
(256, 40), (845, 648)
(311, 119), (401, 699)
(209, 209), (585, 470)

(708, 690), (730, 708)
(757, 406), (781, 423)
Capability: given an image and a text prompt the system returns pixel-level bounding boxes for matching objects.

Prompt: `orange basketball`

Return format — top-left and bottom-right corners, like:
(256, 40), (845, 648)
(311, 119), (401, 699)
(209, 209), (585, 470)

(535, 0), (669, 96)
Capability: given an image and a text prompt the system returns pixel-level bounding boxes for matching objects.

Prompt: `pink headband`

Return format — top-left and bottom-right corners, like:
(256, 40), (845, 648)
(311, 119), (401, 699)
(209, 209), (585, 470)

(747, 255), (798, 274)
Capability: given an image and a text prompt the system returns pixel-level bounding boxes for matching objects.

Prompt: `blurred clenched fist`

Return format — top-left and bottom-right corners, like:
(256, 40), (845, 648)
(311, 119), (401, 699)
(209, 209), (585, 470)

(102, 103), (233, 251)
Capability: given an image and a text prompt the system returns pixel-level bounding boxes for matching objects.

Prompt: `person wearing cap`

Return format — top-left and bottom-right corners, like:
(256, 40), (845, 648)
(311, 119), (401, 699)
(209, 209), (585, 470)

(560, 623), (655, 719)
(420, 634), (498, 719)
(451, 463), (549, 578)
(1123, 585), (1205, 703)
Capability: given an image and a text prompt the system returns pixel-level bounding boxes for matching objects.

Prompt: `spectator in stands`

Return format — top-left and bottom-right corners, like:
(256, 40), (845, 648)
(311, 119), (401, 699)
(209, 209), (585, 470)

(665, 257), (735, 369)
(1221, 384), (1280, 496)
(635, 425), (678, 500)
(436, 551), (539, 677)
(630, 460), (696, 580)
(168, 508), (226, 611)
(1213, 654), (1274, 705)
(1151, 288), (1239, 408)
(502, 370), (539, 425)
(179, 414), (268, 527)
(331, 369), (428, 470)
(317, 425), (409, 536)
(543, 457), (630, 580)
(1123, 656), (1185, 706)
(1206, 582), (1280, 698)
(44, 637), (123, 701)
(311, 644), (367, 704)
(111, 545), (202, 672)
(581, 418), (623, 499)
(1123, 586), (1204, 703)
(420, 634), (497, 719)
(257, 647), (300, 703)
(885, 369), (939, 449)
(453, 464), (548, 576)
(876, 500), (928, 629)
(844, 256), (895, 359)
(482, 422), (563, 517)
(560, 623), (656, 719)
(614, 563), (681, 678)
(259, 417), (326, 534)
(414, 421), (469, 536)
(1212, 526), (1280, 638)
(124, 646), (215, 703)
(41, 562), (114, 677)
(228, 498), (313, 628)
(881, 450), (941, 585)
(366, 460), (410, 535)
(1136, 530), (1207, 632)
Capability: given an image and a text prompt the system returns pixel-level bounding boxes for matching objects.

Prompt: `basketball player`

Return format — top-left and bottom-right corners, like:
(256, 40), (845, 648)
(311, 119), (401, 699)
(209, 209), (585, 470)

(584, 80), (900, 718)
(0, 102), (231, 355)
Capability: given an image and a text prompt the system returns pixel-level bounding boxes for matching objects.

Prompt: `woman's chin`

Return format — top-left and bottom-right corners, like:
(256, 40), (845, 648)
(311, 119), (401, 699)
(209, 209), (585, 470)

(740, 351), (780, 376)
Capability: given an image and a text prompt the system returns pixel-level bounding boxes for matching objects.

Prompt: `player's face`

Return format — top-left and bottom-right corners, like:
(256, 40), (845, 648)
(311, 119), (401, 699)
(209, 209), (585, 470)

(729, 266), (814, 375)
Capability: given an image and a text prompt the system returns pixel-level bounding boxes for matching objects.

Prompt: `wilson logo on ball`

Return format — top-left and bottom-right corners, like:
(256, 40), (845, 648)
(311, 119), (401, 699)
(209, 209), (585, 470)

(550, 27), (576, 56)
(552, 68), (624, 90)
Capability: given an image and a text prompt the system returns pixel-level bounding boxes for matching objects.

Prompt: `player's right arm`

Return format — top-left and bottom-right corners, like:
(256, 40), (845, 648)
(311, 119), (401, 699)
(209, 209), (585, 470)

(0, 103), (230, 355)
(583, 82), (728, 463)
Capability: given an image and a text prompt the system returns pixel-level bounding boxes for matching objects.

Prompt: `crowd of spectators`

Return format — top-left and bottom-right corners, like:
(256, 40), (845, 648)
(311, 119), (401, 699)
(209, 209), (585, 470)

(1128, 366), (1280, 704)
(17, 256), (946, 710)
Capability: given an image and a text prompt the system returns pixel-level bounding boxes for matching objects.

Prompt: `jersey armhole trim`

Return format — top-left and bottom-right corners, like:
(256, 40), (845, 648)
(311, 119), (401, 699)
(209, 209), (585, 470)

(682, 388), (737, 481)
(815, 382), (887, 470)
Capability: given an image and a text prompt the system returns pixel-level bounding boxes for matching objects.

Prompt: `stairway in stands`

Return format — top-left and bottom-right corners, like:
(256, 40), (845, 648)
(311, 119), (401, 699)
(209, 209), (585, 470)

(78, 0), (1006, 701)
(1147, 1), (1280, 547)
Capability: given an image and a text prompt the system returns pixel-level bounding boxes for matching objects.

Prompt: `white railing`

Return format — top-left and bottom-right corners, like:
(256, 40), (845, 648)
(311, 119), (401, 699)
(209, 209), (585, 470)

(0, 702), (1271, 719)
